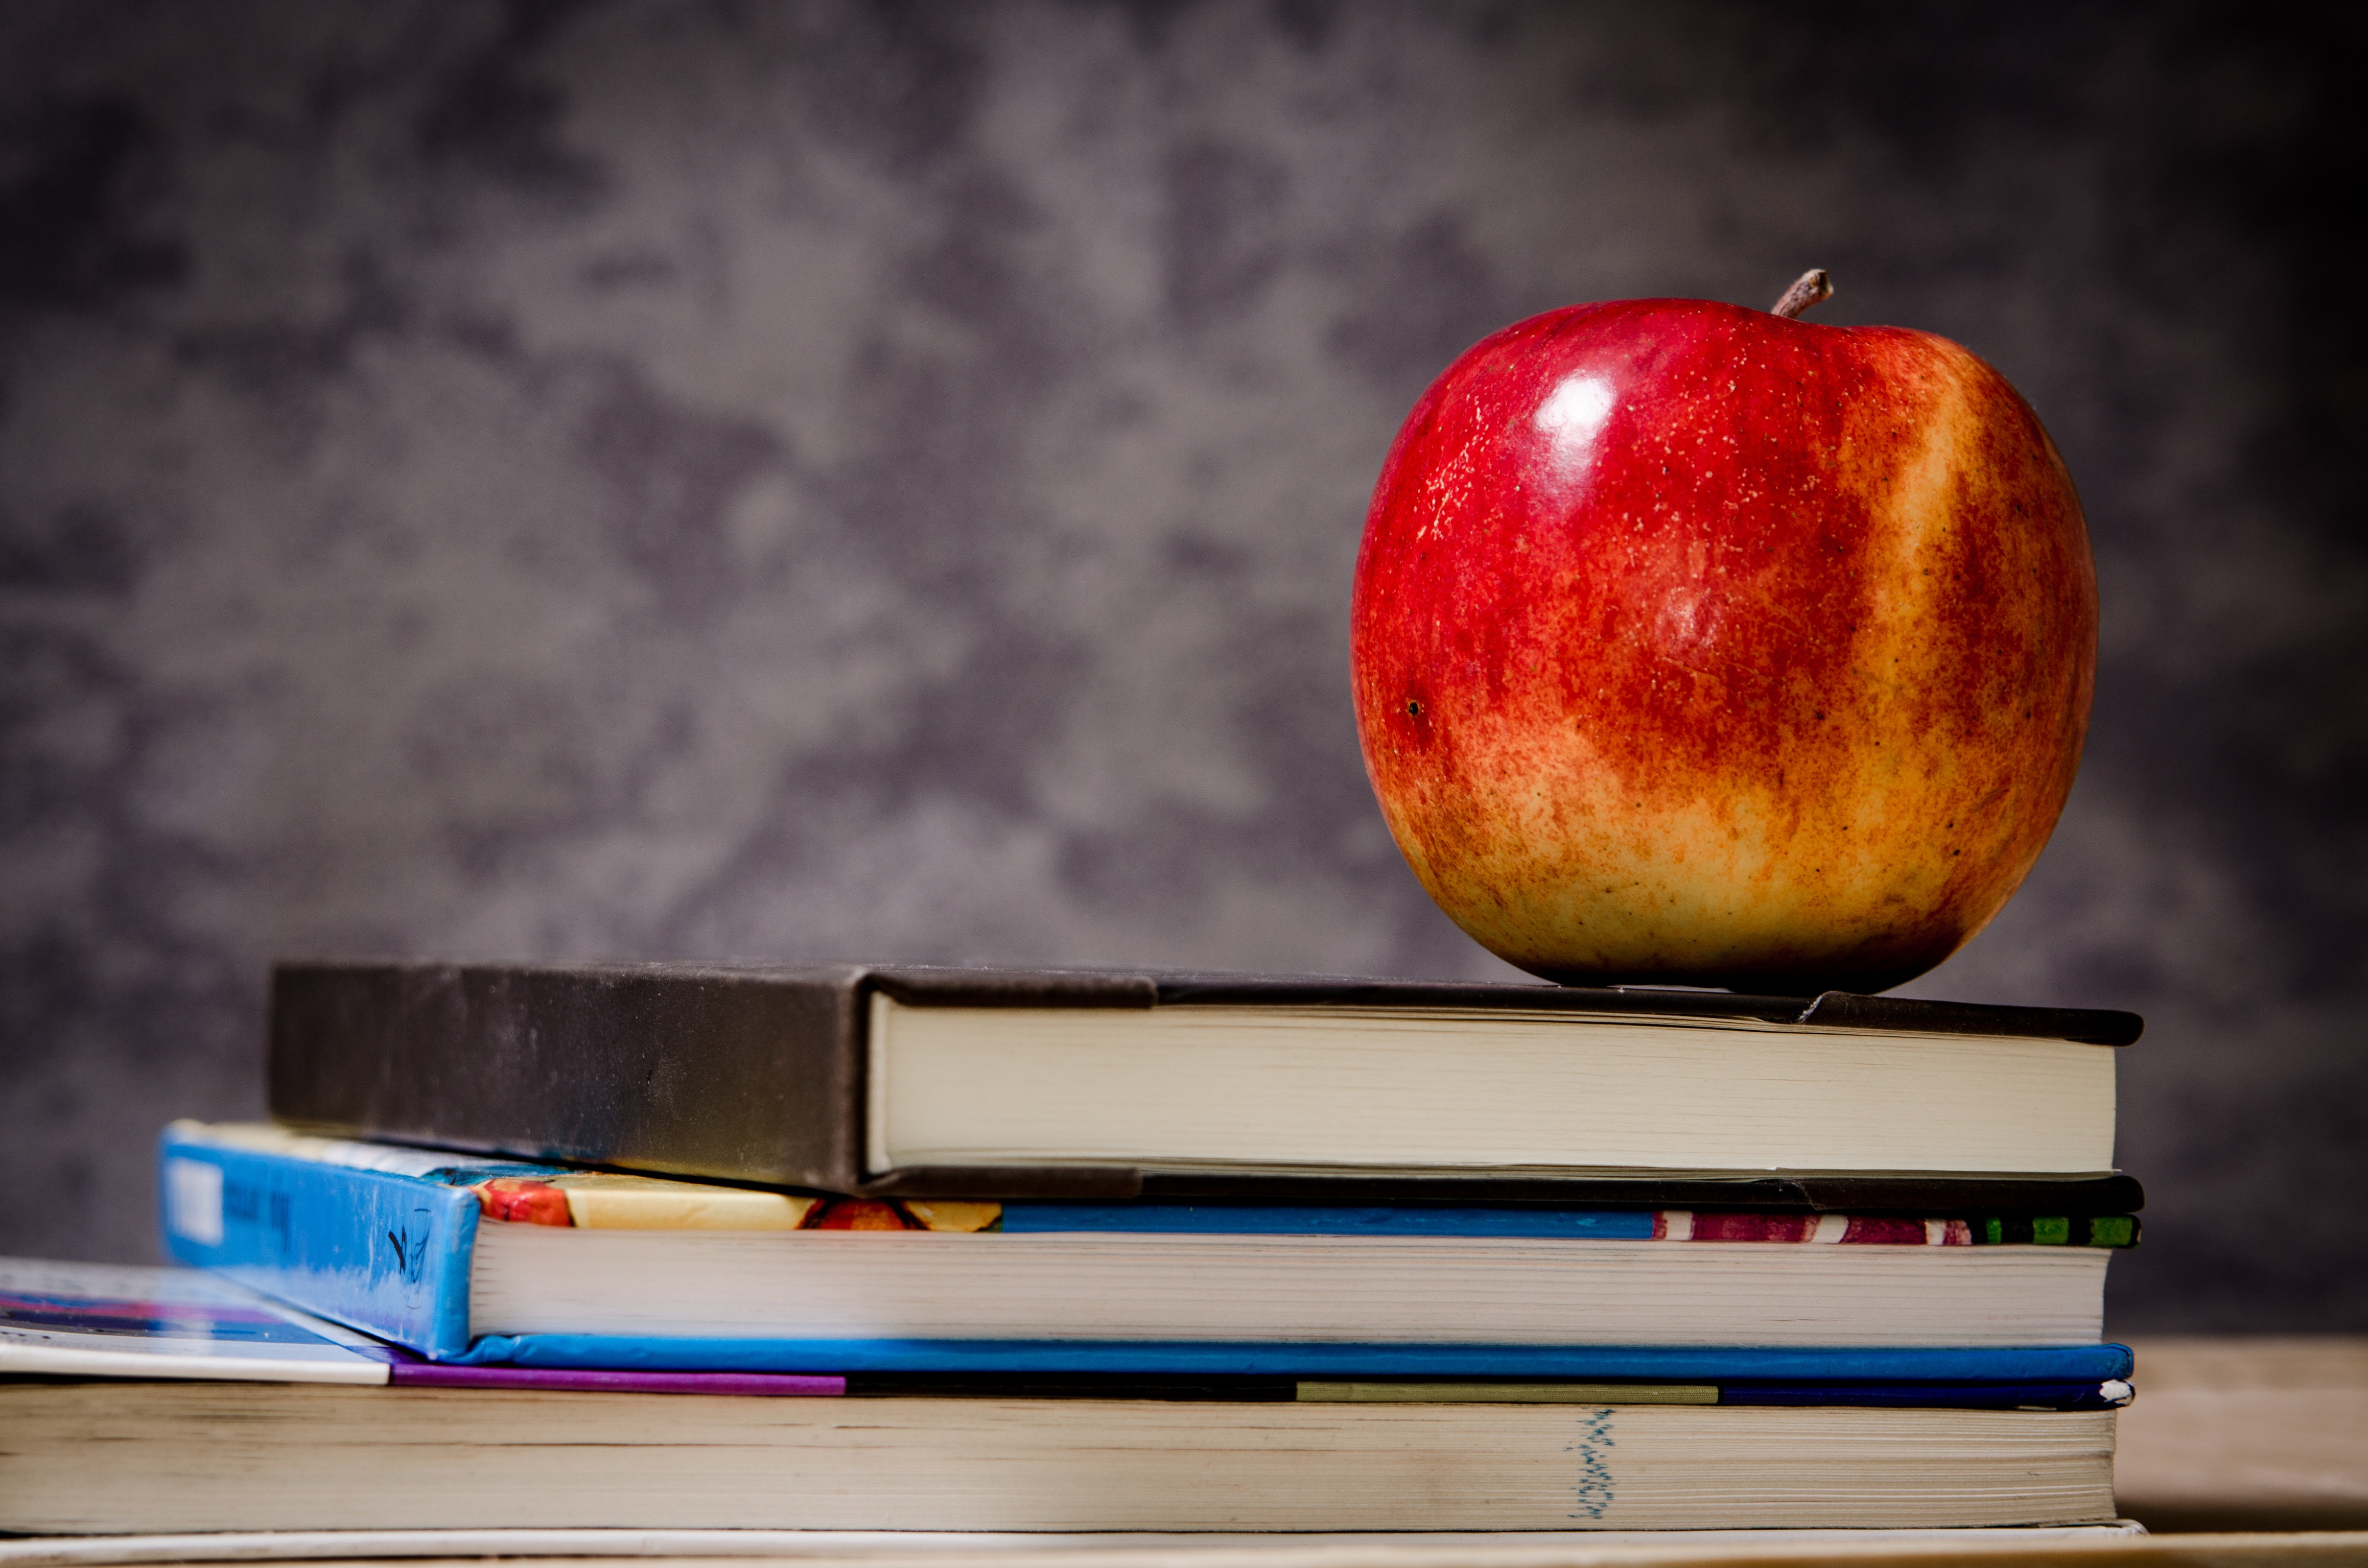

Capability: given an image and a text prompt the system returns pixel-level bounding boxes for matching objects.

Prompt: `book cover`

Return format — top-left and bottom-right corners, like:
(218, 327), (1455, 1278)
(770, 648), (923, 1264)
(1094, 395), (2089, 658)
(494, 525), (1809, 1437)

(0, 1256), (393, 1384)
(0, 1257), (847, 1394)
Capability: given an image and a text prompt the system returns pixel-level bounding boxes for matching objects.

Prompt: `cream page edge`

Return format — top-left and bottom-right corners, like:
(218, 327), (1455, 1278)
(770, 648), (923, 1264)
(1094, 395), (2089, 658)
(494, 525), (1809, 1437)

(869, 1001), (2119, 1174)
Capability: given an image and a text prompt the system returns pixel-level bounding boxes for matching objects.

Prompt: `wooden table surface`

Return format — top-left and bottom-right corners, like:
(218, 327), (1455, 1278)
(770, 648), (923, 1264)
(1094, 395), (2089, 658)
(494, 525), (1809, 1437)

(2116, 1337), (2368, 1533)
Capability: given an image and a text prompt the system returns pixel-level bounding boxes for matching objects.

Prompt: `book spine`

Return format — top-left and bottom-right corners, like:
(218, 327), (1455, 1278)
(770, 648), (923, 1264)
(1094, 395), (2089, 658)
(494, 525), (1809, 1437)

(268, 961), (870, 1193)
(157, 1127), (478, 1359)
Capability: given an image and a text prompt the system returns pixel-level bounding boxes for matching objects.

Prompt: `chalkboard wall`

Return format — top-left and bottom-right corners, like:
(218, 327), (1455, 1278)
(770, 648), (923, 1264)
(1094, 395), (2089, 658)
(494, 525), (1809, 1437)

(2, 2), (2359, 1330)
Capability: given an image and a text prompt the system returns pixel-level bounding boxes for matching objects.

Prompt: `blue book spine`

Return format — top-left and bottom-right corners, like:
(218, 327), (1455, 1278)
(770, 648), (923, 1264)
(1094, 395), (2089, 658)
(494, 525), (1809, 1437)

(157, 1126), (484, 1359)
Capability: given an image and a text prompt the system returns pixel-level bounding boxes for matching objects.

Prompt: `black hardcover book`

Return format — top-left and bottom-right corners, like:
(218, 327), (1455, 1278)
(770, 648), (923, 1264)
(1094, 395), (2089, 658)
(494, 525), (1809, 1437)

(269, 960), (2142, 1206)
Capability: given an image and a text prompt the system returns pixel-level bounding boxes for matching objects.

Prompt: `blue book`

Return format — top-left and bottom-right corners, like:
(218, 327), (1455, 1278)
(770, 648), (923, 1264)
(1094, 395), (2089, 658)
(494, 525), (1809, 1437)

(159, 1121), (2133, 1382)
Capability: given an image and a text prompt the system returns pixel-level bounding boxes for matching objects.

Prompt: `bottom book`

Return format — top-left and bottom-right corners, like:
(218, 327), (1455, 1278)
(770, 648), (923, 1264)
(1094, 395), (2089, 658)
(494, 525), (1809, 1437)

(1, 1378), (2115, 1534)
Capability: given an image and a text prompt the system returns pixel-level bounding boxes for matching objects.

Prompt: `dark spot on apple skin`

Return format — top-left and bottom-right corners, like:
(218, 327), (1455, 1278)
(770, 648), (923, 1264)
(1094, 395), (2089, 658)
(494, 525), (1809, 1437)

(1406, 699), (1422, 716)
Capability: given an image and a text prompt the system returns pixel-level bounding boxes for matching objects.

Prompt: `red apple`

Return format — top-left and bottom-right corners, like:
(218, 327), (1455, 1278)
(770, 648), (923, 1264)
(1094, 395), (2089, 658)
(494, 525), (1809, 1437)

(1351, 274), (2096, 994)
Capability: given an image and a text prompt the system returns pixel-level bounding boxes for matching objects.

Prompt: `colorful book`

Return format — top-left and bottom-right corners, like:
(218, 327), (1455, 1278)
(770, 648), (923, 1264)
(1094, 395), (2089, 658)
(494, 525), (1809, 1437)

(0, 1257), (841, 1394)
(267, 960), (2141, 1198)
(161, 1122), (2133, 1378)
(1, 1256), (395, 1385)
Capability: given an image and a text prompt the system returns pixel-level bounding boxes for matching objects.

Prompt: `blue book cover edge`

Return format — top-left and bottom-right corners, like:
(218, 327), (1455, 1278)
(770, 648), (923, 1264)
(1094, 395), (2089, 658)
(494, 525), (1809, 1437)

(464, 1335), (2134, 1382)
(157, 1127), (487, 1359)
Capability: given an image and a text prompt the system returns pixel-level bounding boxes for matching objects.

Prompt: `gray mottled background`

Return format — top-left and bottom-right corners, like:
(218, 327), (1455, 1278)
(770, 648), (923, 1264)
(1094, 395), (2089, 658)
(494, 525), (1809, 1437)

(2, 2), (2360, 1331)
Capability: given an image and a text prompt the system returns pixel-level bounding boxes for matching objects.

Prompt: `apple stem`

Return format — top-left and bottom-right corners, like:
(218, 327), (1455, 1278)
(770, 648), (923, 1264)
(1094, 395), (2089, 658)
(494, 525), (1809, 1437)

(1771, 269), (1833, 319)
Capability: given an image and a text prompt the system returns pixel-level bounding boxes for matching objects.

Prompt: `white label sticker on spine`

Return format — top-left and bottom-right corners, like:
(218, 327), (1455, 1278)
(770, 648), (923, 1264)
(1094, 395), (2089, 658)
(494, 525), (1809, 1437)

(163, 1157), (225, 1246)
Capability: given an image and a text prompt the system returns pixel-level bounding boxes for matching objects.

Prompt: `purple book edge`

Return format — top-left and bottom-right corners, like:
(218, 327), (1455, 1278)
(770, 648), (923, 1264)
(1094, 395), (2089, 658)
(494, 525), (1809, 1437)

(385, 1358), (844, 1396)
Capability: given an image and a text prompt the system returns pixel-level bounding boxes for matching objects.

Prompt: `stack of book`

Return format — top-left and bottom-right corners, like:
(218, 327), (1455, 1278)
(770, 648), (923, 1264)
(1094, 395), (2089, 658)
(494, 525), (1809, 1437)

(1, 960), (2145, 1535)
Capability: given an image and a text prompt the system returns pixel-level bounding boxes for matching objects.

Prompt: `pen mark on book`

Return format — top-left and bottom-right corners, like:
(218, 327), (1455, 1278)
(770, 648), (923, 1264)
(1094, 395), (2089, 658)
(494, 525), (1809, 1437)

(385, 1209), (433, 1284)
(1565, 1407), (1615, 1519)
